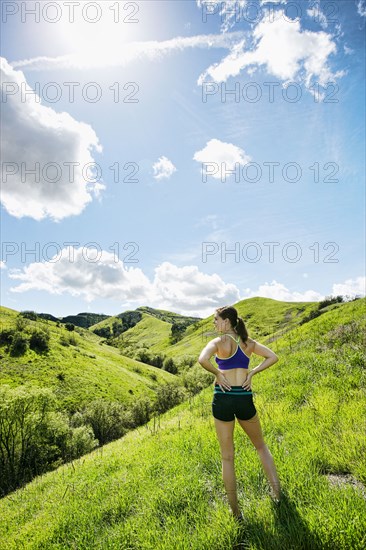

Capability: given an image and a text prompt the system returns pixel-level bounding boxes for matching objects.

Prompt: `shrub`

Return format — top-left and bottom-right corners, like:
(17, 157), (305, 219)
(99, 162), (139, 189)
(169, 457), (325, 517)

(0, 385), (59, 496)
(135, 349), (153, 365)
(9, 332), (28, 356)
(130, 396), (152, 426)
(151, 354), (164, 369)
(29, 329), (50, 353)
(180, 365), (212, 396)
(65, 323), (75, 332)
(81, 400), (131, 445)
(65, 425), (98, 461)
(0, 329), (14, 346)
(163, 357), (178, 374)
(15, 315), (29, 332)
(93, 326), (112, 339)
(318, 295), (344, 309)
(20, 310), (38, 321)
(154, 382), (186, 415)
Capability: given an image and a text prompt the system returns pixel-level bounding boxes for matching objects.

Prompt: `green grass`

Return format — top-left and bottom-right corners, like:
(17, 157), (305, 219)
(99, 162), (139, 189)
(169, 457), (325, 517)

(0, 298), (365, 549)
(0, 306), (174, 414)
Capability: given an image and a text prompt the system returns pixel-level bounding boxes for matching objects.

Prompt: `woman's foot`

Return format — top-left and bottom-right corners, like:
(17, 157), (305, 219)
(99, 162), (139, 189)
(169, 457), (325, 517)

(233, 511), (245, 524)
(269, 482), (281, 503)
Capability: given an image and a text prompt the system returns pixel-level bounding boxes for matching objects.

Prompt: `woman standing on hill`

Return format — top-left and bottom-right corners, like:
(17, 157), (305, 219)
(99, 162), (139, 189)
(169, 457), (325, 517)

(198, 305), (281, 521)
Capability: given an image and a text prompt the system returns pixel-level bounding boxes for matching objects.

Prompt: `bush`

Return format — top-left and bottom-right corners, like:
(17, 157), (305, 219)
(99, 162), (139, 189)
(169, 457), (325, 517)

(65, 425), (98, 461)
(65, 323), (75, 332)
(15, 315), (29, 332)
(154, 382), (186, 415)
(135, 349), (153, 365)
(0, 385), (59, 496)
(81, 400), (131, 445)
(0, 328), (14, 346)
(9, 332), (28, 356)
(20, 310), (38, 321)
(130, 396), (152, 426)
(318, 295), (344, 309)
(180, 364), (212, 396)
(163, 357), (178, 374)
(29, 329), (50, 353)
(93, 326), (112, 339)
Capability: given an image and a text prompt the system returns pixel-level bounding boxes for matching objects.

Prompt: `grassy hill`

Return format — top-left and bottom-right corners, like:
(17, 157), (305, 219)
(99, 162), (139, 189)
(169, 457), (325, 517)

(0, 298), (339, 412)
(0, 306), (175, 414)
(1, 298), (365, 549)
(104, 297), (321, 361)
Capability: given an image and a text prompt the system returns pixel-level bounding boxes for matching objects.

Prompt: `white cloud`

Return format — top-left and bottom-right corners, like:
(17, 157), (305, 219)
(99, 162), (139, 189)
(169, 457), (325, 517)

(193, 138), (251, 181)
(307, 2), (328, 29)
(149, 261), (241, 316)
(0, 261), (6, 269)
(357, 0), (366, 17)
(11, 32), (245, 71)
(344, 45), (354, 55)
(0, 57), (104, 221)
(196, 1), (286, 33)
(196, 1), (248, 33)
(242, 280), (324, 302)
(242, 276), (366, 302)
(8, 247), (151, 303)
(331, 276), (366, 298)
(198, 9), (345, 90)
(7, 250), (240, 317)
(152, 156), (177, 180)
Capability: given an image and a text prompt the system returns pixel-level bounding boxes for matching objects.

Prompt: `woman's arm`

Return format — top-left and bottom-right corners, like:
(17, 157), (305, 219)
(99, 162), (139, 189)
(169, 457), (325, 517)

(242, 340), (278, 390)
(250, 341), (278, 376)
(198, 339), (232, 391)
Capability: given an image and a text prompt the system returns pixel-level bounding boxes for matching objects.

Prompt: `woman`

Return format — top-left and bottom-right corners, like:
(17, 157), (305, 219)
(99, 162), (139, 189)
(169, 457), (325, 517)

(198, 305), (281, 521)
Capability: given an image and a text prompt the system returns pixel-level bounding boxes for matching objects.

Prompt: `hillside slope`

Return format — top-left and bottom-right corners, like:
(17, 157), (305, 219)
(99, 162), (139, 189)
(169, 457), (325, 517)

(0, 306), (174, 413)
(1, 298), (365, 550)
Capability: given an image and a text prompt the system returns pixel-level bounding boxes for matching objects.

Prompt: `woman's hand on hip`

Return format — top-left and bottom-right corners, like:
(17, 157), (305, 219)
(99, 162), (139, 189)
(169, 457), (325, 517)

(215, 371), (232, 392)
(241, 372), (253, 390)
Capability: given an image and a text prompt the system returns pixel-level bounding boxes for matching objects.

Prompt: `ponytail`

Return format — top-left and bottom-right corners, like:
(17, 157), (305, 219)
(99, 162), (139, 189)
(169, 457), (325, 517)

(235, 316), (248, 347)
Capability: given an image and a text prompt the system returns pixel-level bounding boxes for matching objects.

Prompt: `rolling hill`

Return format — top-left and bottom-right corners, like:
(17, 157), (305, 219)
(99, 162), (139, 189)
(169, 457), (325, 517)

(1, 298), (365, 549)
(0, 305), (175, 414)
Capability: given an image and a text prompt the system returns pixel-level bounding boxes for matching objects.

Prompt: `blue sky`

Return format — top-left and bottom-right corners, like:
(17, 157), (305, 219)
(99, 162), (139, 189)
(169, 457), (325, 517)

(1, 0), (365, 318)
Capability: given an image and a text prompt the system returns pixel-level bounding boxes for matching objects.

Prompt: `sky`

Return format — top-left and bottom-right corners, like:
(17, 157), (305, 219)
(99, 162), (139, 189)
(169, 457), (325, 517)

(0, 0), (365, 318)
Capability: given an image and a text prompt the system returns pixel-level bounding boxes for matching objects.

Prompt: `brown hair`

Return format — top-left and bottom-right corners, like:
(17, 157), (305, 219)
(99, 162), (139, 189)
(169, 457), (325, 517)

(216, 305), (249, 347)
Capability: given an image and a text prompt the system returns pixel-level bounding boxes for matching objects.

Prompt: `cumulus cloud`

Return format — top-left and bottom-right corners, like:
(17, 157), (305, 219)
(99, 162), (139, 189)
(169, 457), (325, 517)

(196, 1), (248, 33)
(198, 9), (345, 90)
(7, 250), (240, 317)
(242, 280), (324, 302)
(149, 261), (241, 316)
(193, 138), (251, 181)
(0, 57), (104, 221)
(152, 156), (177, 180)
(0, 261), (6, 269)
(357, 1), (366, 17)
(331, 276), (366, 298)
(242, 276), (366, 302)
(11, 32), (245, 71)
(307, 1), (328, 29)
(8, 247), (151, 302)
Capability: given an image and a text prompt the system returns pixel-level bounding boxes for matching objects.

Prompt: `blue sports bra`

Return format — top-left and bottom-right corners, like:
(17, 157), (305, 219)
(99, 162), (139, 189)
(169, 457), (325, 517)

(215, 334), (250, 370)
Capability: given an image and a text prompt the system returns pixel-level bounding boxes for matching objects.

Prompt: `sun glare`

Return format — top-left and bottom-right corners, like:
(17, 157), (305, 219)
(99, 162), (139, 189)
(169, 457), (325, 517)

(53, 1), (142, 58)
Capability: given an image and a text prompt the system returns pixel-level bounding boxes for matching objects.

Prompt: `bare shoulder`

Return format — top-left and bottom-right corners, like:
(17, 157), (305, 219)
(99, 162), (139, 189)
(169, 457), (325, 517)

(244, 337), (256, 350)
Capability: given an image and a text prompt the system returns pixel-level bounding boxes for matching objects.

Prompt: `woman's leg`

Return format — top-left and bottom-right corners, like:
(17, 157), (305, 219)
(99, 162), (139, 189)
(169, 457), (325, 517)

(237, 414), (281, 499)
(214, 417), (241, 517)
